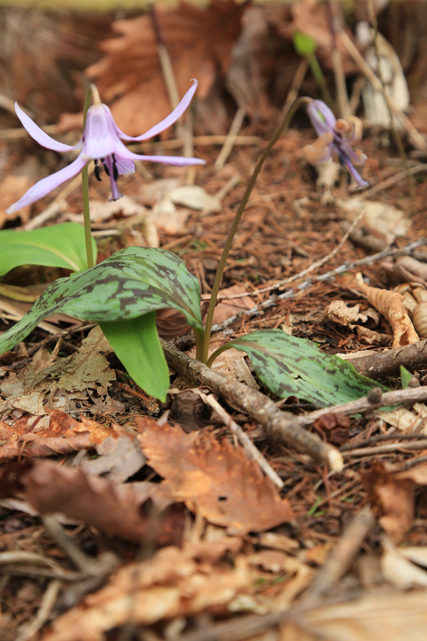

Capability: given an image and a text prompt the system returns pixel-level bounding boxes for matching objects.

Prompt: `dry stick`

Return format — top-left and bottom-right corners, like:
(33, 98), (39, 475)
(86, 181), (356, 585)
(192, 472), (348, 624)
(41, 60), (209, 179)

(281, 58), (309, 117)
(326, 0), (351, 118)
(359, 163), (427, 201)
(350, 338), (427, 380)
(302, 508), (376, 602)
(15, 579), (61, 641)
(296, 384), (427, 427)
(215, 107), (247, 171)
(199, 391), (284, 489)
(161, 339), (343, 472)
(338, 30), (427, 151)
(342, 440), (427, 458)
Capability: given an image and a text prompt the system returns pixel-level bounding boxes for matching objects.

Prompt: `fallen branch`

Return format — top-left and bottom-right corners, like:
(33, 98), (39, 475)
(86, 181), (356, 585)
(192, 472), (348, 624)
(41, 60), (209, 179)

(296, 384), (427, 426)
(350, 339), (427, 380)
(162, 340), (343, 472)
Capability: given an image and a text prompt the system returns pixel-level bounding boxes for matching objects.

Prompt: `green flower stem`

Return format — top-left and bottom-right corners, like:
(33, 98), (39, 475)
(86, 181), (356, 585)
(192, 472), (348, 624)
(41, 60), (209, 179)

(194, 326), (205, 363)
(201, 97), (310, 365)
(206, 342), (234, 368)
(81, 85), (97, 270)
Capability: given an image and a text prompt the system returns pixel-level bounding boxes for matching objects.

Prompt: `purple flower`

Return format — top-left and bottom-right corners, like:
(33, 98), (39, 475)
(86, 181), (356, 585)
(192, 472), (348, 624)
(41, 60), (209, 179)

(7, 80), (205, 214)
(304, 100), (369, 190)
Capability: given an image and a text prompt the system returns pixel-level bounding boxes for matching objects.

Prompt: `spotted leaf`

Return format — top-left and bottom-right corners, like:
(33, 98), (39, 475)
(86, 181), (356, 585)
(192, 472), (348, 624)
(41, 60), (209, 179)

(229, 329), (388, 407)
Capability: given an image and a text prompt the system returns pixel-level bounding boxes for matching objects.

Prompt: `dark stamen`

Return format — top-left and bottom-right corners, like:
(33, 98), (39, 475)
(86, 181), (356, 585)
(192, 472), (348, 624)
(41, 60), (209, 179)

(101, 157), (110, 177)
(112, 154), (119, 181)
(94, 160), (102, 182)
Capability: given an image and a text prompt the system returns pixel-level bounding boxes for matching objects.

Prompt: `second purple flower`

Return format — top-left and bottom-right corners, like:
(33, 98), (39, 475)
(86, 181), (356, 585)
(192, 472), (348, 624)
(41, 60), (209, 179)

(304, 100), (369, 190)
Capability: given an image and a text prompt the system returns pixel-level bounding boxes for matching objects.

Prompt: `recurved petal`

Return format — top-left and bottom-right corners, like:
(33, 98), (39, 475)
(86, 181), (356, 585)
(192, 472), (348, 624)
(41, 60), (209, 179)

(336, 116), (363, 144)
(307, 100), (336, 136)
(6, 155), (87, 214)
(116, 79), (198, 142)
(83, 104), (120, 160)
(15, 103), (75, 153)
(114, 141), (206, 167)
(303, 133), (333, 165)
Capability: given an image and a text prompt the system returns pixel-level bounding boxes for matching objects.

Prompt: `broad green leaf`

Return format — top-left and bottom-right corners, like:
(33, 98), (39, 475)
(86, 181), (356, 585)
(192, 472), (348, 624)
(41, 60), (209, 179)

(0, 246), (203, 354)
(0, 223), (97, 274)
(101, 312), (169, 401)
(293, 31), (317, 56)
(228, 329), (388, 407)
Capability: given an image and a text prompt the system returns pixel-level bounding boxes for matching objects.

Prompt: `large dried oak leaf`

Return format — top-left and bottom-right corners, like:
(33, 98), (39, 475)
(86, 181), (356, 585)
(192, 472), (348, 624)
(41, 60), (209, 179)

(86, 0), (246, 135)
(21, 460), (182, 544)
(138, 419), (294, 534)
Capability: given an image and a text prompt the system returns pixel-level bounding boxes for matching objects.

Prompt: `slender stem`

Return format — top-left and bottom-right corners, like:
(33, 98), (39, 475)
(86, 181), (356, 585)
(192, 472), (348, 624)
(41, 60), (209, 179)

(81, 85), (96, 270)
(194, 326), (205, 363)
(81, 164), (94, 269)
(206, 342), (233, 368)
(201, 97), (310, 364)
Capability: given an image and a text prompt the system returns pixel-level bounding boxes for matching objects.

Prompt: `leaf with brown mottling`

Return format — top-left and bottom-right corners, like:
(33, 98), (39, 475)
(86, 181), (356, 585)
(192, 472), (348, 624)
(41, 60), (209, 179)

(138, 419), (294, 534)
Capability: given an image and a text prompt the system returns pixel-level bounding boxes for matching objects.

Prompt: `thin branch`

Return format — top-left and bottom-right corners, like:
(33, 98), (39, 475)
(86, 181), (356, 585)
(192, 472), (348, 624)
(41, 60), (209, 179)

(296, 384), (427, 427)
(199, 391), (284, 489)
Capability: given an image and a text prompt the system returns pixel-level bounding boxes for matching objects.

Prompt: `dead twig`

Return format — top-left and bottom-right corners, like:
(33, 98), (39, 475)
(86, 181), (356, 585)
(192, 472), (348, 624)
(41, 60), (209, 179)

(296, 384), (427, 426)
(214, 107), (246, 170)
(16, 579), (61, 641)
(161, 340), (343, 472)
(302, 508), (376, 602)
(199, 391), (284, 489)
(350, 338), (427, 380)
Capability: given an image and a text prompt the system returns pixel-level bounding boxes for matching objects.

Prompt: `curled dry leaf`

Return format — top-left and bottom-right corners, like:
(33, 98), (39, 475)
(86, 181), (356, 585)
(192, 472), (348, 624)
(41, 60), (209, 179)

(19, 459), (182, 544)
(137, 418), (294, 534)
(326, 300), (379, 328)
(356, 273), (419, 347)
(45, 540), (251, 641)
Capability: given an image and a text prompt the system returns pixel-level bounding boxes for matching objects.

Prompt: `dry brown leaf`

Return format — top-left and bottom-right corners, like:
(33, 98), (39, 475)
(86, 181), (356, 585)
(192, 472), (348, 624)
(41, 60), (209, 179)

(44, 541), (252, 641)
(137, 418), (294, 534)
(279, 589), (427, 641)
(81, 436), (146, 483)
(19, 459), (182, 544)
(361, 462), (427, 542)
(326, 300), (379, 328)
(356, 273), (419, 347)
(85, 0), (246, 135)
(0, 409), (123, 461)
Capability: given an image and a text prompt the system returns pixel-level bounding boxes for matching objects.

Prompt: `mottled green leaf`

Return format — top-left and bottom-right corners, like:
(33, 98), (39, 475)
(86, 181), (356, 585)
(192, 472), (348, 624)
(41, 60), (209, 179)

(101, 312), (169, 401)
(229, 329), (388, 407)
(0, 246), (203, 354)
(0, 223), (97, 274)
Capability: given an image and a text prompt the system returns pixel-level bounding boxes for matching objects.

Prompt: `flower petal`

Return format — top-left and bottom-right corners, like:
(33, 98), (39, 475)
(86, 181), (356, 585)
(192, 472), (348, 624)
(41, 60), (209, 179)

(15, 103), (75, 153)
(83, 105), (119, 160)
(116, 79), (199, 142)
(338, 153), (370, 189)
(307, 100), (337, 137)
(114, 157), (135, 176)
(6, 155), (87, 214)
(118, 149), (206, 167)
